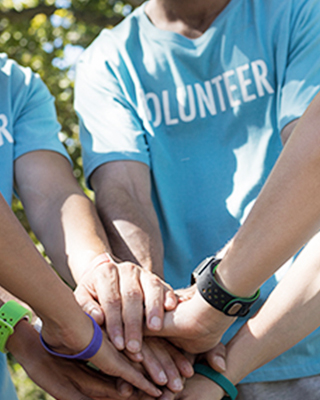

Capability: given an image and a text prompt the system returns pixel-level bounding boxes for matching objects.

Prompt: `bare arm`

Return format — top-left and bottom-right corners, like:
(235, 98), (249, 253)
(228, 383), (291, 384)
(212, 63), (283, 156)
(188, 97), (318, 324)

(0, 191), (162, 398)
(203, 231), (320, 394)
(217, 94), (320, 297)
(15, 150), (179, 383)
(91, 160), (164, 276)
(14, 150), (110, 285)
(165, 230), (320, 400)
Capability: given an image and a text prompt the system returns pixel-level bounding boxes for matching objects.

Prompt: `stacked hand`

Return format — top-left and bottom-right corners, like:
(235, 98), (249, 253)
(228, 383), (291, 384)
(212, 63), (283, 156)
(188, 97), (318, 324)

(70, 255), (235, 400)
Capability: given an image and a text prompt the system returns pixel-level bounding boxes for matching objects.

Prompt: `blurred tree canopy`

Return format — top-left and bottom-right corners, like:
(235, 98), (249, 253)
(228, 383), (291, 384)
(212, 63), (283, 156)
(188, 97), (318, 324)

(0, 0), (141, 234)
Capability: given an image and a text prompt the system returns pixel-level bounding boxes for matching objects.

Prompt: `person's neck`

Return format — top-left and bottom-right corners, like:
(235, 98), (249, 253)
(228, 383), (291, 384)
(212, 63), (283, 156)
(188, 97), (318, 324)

(145, 0), (231, 38)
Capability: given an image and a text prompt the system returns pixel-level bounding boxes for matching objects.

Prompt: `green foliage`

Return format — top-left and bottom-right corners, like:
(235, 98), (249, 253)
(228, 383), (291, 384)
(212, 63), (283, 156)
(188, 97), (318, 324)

(0, 0), (140, 220)
(1, 0), (140, 398)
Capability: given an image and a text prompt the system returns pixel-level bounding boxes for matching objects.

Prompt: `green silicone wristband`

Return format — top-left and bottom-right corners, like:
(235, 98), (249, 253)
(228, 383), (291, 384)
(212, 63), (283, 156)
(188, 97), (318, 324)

(0, 300), (32, 353)
(194, 364), (238, 400)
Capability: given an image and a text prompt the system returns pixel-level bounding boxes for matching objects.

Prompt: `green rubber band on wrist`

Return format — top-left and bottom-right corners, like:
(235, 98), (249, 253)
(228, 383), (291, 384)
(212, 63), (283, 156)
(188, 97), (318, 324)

(194, 364), (238, 400)
(0, 300), (32, 353)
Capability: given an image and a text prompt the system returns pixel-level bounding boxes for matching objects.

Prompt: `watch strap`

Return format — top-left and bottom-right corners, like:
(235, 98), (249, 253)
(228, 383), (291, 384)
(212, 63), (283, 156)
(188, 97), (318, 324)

(0, 300), (32, 353)
(194, 257), (260, 317)
(194, 364), (238, 400)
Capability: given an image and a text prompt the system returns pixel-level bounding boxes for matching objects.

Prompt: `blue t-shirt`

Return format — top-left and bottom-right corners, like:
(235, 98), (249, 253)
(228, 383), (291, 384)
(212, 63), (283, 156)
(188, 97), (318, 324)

(0, 54), (69, 398)
(75, 0), (320, 383)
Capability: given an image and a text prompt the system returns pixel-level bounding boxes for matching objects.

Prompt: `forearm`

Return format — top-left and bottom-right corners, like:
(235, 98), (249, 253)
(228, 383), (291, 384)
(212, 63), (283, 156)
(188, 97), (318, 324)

(217, 93), (320, 296)
(95, 188), (164, 276)
(15, 151), (110, 284)
(222, 231), (320, 384)
(35, 191), (110, 283)
(92, 161), (164, 277)
(0, 193), (92, 343)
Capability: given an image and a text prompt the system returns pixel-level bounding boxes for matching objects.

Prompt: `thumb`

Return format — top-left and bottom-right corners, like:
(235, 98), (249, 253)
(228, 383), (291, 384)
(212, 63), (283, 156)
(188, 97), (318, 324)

(144, 308), (177, 338)
(74, 285), (105, 326)
(205, 343), (227, 372)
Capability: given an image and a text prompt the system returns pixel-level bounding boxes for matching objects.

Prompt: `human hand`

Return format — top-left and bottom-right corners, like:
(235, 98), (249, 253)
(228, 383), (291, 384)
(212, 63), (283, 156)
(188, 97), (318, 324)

(40, 312), (162, 398)
(6, 320), (134, 400)
(145, 286), (235, 353)
(129, 373), (225, 400)
(74, 255), (178, 355)
(125, 337), (194, 393)
(153, 344), (228, 400)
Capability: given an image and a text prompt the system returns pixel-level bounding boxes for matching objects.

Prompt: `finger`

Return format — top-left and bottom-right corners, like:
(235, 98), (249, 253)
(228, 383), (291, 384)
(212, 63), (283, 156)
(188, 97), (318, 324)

(140, 341), (168, 386)
(158, 387), (177, 400)
(140, 269), (164, 331)
(147, 339), (184, 393)
(74, 285), (105, 326)
(124, 349), (144, 363)
(159, 341), (194, 379)
(206, 343), (227, 372)
(116, 378), (134, 397)
(164, 287), (178, 311)
(63, 362), (129, 400)
(90, 336), (162, 398)
(174, 285), (196, 303)
(33, 364), (104, 400)
(94, 262), (125, 350)
(119, 263), (144, 353)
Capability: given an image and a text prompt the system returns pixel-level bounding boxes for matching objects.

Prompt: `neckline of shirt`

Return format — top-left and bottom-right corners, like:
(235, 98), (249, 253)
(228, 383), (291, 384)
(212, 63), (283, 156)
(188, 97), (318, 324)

(139, 0), (238, 46)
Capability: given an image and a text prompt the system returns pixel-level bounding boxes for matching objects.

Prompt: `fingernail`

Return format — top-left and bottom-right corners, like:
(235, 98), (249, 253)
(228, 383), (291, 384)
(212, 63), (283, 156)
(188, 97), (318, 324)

(133, 351), (143, 362)
(165, 297), (176, 308)
(214, 356), (226, 371)
(127, 339), (140, 353)
(182, 361), (194, 377)
(90, 308), (102, 319)
(114, 335), (125, 349)
(172, 378), (183, 391)
(150, 316), (162, 330)
(158, 370), (167, 384)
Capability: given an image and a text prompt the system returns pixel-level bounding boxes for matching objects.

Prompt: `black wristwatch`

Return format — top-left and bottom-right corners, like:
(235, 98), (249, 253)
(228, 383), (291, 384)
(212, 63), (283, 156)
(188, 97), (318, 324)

(191, 256), (260, 317)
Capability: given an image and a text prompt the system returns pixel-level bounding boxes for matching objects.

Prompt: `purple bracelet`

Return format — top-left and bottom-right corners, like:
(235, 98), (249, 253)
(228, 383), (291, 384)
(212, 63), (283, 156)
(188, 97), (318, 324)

(40, 313), (103, 360)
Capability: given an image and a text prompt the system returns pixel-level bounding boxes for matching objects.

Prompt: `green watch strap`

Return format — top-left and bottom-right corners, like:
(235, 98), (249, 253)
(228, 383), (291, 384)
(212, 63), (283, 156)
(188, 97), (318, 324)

(194, 364), (238, 400)
(0, 300), (32, 353)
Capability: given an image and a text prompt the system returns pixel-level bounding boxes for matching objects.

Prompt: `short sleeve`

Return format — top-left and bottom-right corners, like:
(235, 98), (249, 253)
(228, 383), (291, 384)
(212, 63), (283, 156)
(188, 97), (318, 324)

(279, 0), (320, 131)
(12, 63), (70, 162)
(74, 34), (150, 181)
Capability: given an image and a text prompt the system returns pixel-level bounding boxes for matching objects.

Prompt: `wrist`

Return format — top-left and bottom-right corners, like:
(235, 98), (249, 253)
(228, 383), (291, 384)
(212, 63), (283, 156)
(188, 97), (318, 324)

(193, 289), (236, 333)
(192, 257), (260, 317)
(215, 245), (261, 298)
(194, 364), (238, 400)
(0, 301), (32, 353)
(5, 319), (35, 356)
(40, 310), (95, 355)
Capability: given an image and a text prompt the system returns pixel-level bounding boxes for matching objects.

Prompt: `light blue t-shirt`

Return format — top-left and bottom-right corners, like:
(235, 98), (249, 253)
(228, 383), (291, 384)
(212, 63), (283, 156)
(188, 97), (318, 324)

(75, 0), (320, 383)
(0, 54), (69, 398)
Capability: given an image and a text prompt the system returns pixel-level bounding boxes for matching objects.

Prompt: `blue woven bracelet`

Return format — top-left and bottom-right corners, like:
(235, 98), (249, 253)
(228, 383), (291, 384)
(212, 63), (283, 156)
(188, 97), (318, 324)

(40, 313), (103, 360)
(194, 364), (238, 400)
